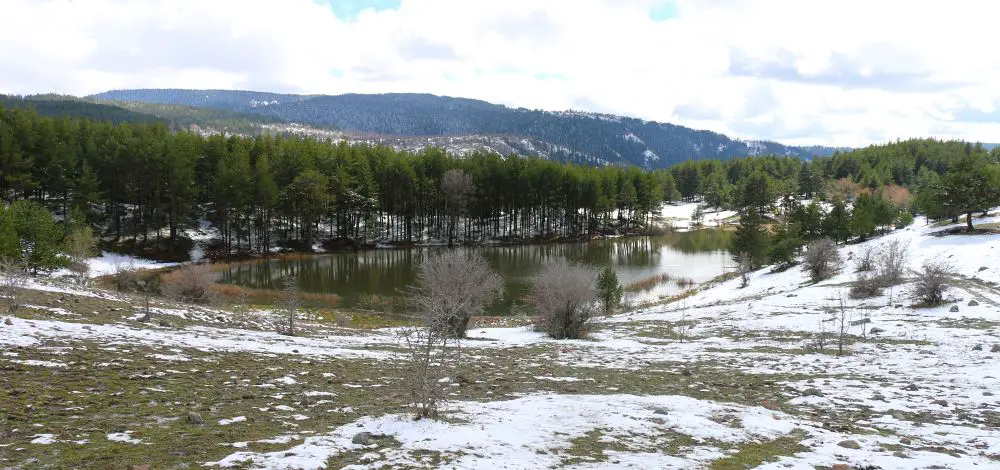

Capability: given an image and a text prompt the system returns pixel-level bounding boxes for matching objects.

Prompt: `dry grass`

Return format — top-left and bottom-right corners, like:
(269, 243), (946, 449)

(210, 283), (341, 306)
(625, 273), (673, 292)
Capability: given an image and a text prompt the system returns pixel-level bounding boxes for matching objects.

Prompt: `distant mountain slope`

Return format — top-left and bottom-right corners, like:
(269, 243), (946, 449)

(92, 89), (844, 169)
(1, 94), (163, 124)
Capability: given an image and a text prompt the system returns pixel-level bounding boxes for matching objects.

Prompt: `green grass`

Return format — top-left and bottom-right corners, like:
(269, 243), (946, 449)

(708, 431), (809, 470)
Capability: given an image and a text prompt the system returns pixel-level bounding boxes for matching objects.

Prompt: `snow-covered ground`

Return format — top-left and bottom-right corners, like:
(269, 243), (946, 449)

(660, 202), (737, 230)
(1, 214), (999, 468)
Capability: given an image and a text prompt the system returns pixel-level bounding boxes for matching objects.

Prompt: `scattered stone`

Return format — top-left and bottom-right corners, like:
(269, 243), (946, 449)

(978, 266), (988, 272)
(991, 344), (1000, 353)
(949, 305), (960, 312)
(931, 399), (948, 407)
(870, 392), (886, 402)
(352, 432), (379, 445)
(870, 327), (884, 334)
(973, 344), (983, 351)
(786, 293), (797, 297)
(899, 437), (912, 445)
(292, 349), (299, 354)
(158, 320), (171, 328)
(903, 383), (920, 391)
(761, 400), (781, 411)
(802, 388), (824, 397)
(893, 451), (909, 458)
(187, 412), (204, 425)
(850, 318), (871, 326)
(241, 393), (255, 400)
(3, 318), (11, 326)
(832, 464), (850, 470)
(837, 439), (861, 449)
(894, 304), (903, 308)
(984, 391), (994, 396)
(968, 299), (980, 306)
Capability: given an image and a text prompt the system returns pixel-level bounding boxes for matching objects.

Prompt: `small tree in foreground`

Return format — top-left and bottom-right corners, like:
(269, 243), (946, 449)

(277, 277), (300, 336)
(913, 260), (953, 306)
(0, 258), (28, 314)
(411, 250), (503, 339)
(65, 223), (97, 285)
(530, 260), (598, 339)
(596, 266), (623, 315)
(803, 238), (842, 283)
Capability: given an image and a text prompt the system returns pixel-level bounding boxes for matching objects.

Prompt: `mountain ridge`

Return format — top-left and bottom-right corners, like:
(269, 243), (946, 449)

(90, 88), (849, 168)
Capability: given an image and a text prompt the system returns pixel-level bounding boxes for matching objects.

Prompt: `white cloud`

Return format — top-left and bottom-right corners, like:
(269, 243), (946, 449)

(2, 0), (999, 147)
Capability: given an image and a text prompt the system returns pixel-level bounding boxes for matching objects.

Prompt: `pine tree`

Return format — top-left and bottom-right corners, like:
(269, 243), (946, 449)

(8, 200), (67, 274)
(822, 200), (852, 244)
(596, 266), (623, 314)
(729, 207), (770, 269)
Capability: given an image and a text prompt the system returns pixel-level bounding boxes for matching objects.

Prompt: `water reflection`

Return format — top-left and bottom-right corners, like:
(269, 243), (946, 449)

(219, 230), (733, 314)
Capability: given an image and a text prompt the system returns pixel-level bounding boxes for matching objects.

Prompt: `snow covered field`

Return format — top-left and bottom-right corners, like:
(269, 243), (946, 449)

(1, 216), (998, 468)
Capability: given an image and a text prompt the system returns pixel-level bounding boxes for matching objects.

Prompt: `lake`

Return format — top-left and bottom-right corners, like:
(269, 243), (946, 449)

(218, 230), (734, 314)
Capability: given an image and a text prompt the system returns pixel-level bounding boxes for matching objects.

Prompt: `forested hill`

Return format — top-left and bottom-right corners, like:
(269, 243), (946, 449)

(0, 94), (163, 125)
(91, 89), (844, 169)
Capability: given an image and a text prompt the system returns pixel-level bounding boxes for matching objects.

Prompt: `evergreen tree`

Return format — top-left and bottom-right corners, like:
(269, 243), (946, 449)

(596, 265), (623, 314)
(939, 154), (1000, 231)
(822, 200), (852, 244)
(729, 208), (770, 269)
(8, 200), (67, 273)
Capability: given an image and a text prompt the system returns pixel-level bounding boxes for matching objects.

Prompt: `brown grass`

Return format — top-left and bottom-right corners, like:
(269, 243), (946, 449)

(625, 273), (674, 292)
(210, 283), (341, 306)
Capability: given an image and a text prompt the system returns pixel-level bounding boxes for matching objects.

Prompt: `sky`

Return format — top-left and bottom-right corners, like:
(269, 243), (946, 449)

(2, 0), (999, 147)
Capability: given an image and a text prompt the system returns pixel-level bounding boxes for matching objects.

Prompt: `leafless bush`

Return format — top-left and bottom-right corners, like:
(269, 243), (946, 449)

(277, 277), (300, 336)
(854, 245), (876, 272)
(803, 238), (842, 283)
(832, 291), (853, 356)
(737, 252), (752, 288)
(111, 257), (140, 292)
(0, 258), (28, 315)
(410, 250), (503, 339)
(530, 259), (598, 339)
(913, 260), (953, 306)
(875, 238), (909, 287)
(65, 225), (96, 285)
(398, 321), (454, 420)
(161, 263), (217, 304)
(849, 271), (883, 299)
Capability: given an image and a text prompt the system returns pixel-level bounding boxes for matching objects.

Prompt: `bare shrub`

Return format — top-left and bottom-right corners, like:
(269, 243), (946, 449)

(111, 257), (140, 292)
(833, 293), (853, 356)
(913, 260), (953, 306)
(398, 318), (454, 420)
(65, 225), (97, 285)
(737, 252), (752, 288)
(875, 238), (909, 287)
(410, 250), (503, 339)
(530, 259), (597, 339)
(0, 258), (28, 314)
(277, 277), (300, 336)
(849, 271), (883, 299)
(803, 238), (842, 283)
(854, 245), (876, 272)
(161, 263), (217, 304)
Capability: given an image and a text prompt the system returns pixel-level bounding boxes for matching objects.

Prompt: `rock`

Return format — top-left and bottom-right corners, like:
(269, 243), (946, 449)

(837, 439), (861, 449)
(870, 327), (884, 334)
(292, 349), (299, 354)
(949, 305), (959, 312)
(893, 451), (909, 458)
(832, 464), (850, 470)
(761, 400), (781, 411)
(158, 320), (171, 328)
(903, 383), (919, 391)
(973, 344), (983, 351)
(983, 391), (994, 396)
(786, 293), (797, 297)
(969, 300), (980, 306)
(802, 388), (824, 397)
(3, 318), (11, 326)
(870, 392), (886, 401)
(899, 437), (912, 445)
(187, 412), (204, 425)
(894, 304), (903, 308)
(352, 432), (375, 445)
(241, 393), (255, 400)
(931, 399), (948, 407)
(979, 266), (988, 272)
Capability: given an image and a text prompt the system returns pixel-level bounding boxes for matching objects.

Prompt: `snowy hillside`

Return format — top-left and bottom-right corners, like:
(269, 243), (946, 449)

(1, 214), (998, 468)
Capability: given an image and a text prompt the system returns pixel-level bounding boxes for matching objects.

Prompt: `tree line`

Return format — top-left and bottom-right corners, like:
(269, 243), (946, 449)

(3, 103), (999, 268)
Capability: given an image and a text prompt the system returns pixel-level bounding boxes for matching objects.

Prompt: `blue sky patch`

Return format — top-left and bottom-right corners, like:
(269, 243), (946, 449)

(649, 1), (680, 21)
(320, 0), (400, 21)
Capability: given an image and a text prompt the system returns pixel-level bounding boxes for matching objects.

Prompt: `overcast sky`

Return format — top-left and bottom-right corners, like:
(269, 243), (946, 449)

(2, 0), (998, 147)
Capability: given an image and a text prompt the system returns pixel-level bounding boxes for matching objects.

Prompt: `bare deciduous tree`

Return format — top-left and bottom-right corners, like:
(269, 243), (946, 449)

(441, 169), (475, 247)
(65, 225), (97, 285)
(529, 259), (598, 339)
(161, 263), (217, 304)
(913, 260), (953, 306)
(277, 277), (300, 336)
(398, 318), (454, 420)
(411, 250), (503, 339)
(737, 252), (753, 288)
(875, 238), (910, 287)
(803, 238), (842, 283)
(854, 244), (877, 272)
(833, 292), (853, 356)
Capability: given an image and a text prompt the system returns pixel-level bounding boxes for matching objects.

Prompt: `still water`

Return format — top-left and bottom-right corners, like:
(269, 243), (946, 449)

(219, 230), (734, 314)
